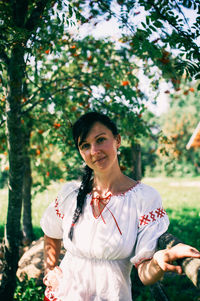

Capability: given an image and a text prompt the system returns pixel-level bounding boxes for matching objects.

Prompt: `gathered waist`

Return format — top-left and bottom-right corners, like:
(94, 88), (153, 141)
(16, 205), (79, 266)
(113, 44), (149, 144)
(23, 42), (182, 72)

(64, 250), (130, 264)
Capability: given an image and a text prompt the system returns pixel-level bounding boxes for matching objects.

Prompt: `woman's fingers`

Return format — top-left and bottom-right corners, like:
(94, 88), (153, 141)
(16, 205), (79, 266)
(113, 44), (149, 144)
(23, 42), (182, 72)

(54, 266), (63, 276)
(167, 244), (200, 261)
(43, 266), (63, 289)
(154, 244), (200, 274)
(161, 262), (182, 274)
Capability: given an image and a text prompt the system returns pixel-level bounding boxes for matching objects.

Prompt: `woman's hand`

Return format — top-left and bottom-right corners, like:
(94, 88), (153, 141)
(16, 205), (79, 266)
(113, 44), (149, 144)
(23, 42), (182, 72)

(153, 243), (200, 274)
(43, 266), (63, 290)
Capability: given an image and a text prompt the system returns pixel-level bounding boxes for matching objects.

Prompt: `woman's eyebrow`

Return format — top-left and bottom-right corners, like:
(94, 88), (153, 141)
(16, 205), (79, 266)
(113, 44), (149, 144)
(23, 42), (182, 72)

(78, 132), (106, 148)
(94, 132), (106, 138)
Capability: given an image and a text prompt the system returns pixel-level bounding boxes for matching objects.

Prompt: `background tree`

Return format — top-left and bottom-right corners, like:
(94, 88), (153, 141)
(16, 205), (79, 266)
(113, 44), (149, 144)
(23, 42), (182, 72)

(154, 82), (200, 177)
(137, 80), (200, 177)
(0, 1), (73, 299)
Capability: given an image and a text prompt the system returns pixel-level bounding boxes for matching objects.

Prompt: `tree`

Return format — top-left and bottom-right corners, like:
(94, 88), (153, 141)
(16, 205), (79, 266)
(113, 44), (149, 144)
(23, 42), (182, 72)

(0, 1), (72, 299)
(155, 82), (200, 176)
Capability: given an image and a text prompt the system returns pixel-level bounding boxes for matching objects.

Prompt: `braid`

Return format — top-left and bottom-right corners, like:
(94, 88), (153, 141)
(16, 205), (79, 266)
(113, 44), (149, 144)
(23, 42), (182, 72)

(68, 165), (93, 240)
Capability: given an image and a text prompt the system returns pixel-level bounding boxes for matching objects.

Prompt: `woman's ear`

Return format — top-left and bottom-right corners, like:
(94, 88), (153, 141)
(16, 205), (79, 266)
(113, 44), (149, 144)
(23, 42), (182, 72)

(115, 134), (121, 149)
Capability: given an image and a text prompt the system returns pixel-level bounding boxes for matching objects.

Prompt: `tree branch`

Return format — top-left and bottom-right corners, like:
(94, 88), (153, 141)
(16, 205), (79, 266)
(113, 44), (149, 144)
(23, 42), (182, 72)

(0, 45), (10, 65)
(25, 0), (52, 32)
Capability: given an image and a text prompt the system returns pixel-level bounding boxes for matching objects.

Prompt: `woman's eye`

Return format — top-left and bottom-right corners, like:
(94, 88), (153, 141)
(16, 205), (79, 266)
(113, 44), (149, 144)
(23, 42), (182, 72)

(81, 143), (90, 150)
(97, 137), (105, 143)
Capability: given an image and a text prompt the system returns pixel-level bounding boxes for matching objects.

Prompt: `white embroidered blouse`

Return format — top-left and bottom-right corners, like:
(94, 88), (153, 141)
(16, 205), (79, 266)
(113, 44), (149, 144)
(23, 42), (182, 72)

(40, 181), (169, 301)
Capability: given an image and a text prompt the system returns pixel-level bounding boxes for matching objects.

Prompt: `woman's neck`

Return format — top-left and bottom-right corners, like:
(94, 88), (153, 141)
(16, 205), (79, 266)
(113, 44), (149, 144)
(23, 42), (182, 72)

(93, 168), (136, 197)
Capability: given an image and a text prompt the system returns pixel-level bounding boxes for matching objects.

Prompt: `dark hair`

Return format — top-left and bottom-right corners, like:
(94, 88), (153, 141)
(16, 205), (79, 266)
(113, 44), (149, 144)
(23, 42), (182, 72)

(68, 111), (119, 240)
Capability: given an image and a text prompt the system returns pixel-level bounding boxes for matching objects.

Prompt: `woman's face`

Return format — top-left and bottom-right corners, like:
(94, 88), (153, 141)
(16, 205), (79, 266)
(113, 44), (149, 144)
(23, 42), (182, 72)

(78, 122), (121, 174)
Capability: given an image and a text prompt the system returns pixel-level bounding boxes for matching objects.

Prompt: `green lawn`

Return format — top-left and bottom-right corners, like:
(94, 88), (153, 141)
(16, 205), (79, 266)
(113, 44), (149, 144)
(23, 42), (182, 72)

(1, 177), (200, 300)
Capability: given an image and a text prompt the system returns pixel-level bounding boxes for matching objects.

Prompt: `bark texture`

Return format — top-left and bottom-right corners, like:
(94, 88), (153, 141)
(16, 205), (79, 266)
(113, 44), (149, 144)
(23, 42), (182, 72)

(22, 124), (34, 244)
(0, 45), (25, 300)
(132, 143), (142, 180)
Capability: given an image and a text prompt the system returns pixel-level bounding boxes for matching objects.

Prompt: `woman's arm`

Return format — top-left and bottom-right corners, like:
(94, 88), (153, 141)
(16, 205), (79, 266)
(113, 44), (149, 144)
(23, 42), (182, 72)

(44, 234), (61, 275)
(138, 243), (200, 286)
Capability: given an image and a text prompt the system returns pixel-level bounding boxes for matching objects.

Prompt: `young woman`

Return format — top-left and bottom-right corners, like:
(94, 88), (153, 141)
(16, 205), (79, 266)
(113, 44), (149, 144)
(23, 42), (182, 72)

(41, 112), (200, 301)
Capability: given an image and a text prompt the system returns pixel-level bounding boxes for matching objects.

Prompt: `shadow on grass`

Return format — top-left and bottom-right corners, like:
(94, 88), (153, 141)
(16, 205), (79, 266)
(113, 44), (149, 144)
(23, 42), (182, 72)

(0, 226), (44, 242)
(0, 225), (4, 241)
(167, 207), (200, 248)
(33, 226), (44, 240)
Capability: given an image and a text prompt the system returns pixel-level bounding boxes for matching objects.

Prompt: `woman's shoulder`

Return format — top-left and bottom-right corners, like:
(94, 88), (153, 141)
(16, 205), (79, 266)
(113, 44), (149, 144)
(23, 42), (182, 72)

(137, 182), (161, 197)
(53, 181), (80, 218)
(124, 181), (159, 196)
(59, 180), (80, 197)
(127, 181), (162, 209)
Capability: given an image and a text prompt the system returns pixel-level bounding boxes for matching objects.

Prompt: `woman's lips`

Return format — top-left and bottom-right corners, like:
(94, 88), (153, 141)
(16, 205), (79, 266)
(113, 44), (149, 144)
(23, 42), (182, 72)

(93, 156), (106, 164)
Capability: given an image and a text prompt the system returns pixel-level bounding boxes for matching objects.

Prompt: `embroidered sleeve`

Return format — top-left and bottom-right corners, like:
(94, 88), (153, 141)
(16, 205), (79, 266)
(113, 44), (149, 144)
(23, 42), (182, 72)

(139, 207), (167, 227)
(54, 197), (65, 220)
(130, 185), (169, 267)
(40, 182), (79, 239)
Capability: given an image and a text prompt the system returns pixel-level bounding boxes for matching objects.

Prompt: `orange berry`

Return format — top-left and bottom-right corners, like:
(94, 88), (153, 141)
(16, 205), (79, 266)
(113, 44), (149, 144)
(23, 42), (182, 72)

(46, 171), (50, 177)
(189, 87), (194, 92)
(45, 49), (50, 54)
(122, 81), (129, 86)
(36, 149), (41, 155)
(53, 123), (61, 128)
(71, 106), (76, 112)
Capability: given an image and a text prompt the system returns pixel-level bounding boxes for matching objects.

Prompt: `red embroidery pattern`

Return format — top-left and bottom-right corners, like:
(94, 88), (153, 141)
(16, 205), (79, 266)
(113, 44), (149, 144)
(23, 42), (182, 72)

(44, 287), (61, 301)
(54, 197), (64, 219)
(155, 208), (166, 218)
(149, 211), (156, 222)
(139, 207), (166, 227)
(139, 214), (150, 226)
(134, 256), (153, 269)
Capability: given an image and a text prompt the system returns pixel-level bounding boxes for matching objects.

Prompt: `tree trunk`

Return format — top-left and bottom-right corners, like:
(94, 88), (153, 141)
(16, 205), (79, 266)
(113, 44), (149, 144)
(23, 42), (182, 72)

(131, 143), (142, 181)
(0, 45), (25, 300)
(22, 148), (34, 245)
(21, 111), (34, 245)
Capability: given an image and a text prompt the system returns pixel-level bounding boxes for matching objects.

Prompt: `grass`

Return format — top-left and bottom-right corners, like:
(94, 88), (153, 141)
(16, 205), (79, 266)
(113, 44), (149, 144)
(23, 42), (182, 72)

(143, 177), (200, 248)
(1, 177), (200, 300)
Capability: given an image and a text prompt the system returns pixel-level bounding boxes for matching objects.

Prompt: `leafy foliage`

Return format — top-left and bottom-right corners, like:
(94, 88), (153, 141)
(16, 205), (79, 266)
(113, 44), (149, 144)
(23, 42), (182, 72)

(142, 82), (200, 177)
(73, 0), (200, 80)
(14, 277), (44, 301)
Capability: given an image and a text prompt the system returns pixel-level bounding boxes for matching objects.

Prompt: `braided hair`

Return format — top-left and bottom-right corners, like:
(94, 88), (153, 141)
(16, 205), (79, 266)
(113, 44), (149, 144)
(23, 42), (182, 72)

(68, 112), (119, 240)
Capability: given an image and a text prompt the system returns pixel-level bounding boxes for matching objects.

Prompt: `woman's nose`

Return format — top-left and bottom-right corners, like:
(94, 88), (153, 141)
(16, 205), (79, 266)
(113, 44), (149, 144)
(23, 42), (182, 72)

(90, 143), (100, 155)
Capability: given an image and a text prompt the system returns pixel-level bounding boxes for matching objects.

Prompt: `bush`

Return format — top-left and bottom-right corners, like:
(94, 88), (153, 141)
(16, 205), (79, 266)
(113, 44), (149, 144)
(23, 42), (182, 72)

(14, 277), (45, 301)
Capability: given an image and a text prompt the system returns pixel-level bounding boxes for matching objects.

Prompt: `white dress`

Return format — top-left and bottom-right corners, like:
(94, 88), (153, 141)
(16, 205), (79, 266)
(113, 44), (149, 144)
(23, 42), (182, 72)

(40, 181), (169, 301)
